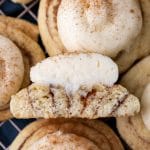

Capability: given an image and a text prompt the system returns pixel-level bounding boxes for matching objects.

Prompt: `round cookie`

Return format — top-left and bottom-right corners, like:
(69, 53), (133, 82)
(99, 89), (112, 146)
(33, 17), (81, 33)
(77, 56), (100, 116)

(117, 56), (150, 150)
(119, 56), (150, 98)
(11, 0), (33, 4)
(115, 0), (150, 73)
(0, 35), (24, 108)
(0, 19), (45, 121)
(38, 0), (65, 56)
(10, 118), (124, 150)
(38, 0), (142, 58)
(0, 15), (39, 41)
(38, 0), (150, 73)
(0, 21), (45, 88)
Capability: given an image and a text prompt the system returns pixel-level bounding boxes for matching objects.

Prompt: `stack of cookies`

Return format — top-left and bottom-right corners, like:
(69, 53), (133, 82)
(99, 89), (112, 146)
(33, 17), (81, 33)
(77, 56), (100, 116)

(1, 0), (150, 149)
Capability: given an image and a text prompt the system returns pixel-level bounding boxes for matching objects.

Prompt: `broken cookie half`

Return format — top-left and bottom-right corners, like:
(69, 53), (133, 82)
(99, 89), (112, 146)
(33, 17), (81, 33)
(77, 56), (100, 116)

(10, 53), (140, 119)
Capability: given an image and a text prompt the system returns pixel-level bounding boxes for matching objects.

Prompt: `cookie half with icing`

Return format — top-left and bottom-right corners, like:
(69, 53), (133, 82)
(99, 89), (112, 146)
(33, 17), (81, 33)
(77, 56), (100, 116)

(10, 53), (140, 119)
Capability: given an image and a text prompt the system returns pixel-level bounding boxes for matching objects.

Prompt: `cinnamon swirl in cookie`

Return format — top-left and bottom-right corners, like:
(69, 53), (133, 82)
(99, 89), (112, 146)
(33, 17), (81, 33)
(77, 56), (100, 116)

(38, 0), (150, 73)
(0, 15), (39, 41)
(10, 119), (124, 150)
(10, 53), (140, 119)
(117, 56), (150, 150)
(0, 16), (45, 121)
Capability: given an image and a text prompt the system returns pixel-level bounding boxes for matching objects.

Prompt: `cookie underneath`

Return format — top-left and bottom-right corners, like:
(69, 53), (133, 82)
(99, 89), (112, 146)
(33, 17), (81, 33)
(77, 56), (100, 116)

(10, 118), (124, 150)
(10, 83), (140, 119)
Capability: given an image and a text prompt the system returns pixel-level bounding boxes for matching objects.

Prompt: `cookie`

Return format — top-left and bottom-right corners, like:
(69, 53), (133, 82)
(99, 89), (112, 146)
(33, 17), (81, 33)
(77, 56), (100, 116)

(0, 21), (45, 88)
(115, 0), (150, 73)
(0, 35), (24, 108)
(38, 0), (150, 73)
(38, 0), (142, 58)
(11, 0), (33, 4)
(0, 19), (45, 121)
(141, 83), (150, 131)
(0, 109), (13, 121)
(0, 35), (24, 121)
(10, 118), (124, 150)
(10, 53), (139, 119)
(117, 56), (150, 149)
(10, 83), (140, 119)
(38, 0), (65, 56)
(119, 56), (150, 98)
(0, 15), (39, 41)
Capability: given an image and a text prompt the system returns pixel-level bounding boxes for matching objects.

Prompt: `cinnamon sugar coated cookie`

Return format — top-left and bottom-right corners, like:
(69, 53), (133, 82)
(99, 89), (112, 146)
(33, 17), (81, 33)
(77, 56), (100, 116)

(38, 0), (150, 73)
(11, 0), (33, 4)
(117, 56), (150, 150)
(10, 53), (140, 119)
(0, 35), (24, 108)
(0, 15), (39, 41)
(10, 119), (124, 150)
(0, 16), (45, 121)
(10, 83), (139, 119)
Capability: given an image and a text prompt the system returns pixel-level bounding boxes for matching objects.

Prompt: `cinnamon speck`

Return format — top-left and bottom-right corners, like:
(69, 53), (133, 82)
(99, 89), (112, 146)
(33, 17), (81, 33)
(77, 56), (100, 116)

(130, 9), (134, 13)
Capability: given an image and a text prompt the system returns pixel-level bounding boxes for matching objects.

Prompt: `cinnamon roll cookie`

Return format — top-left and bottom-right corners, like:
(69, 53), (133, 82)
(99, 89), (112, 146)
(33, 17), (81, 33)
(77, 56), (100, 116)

(117, 56), (150, 150)
(10, 53), (140, 119)
(38, 0), (150, 73)
(0, 35), (24, 121)
(11, 0), (33, 4)
(10, 118), (124, 150)
(0, 15), (39, 41)
(0, 16), (45, 121)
